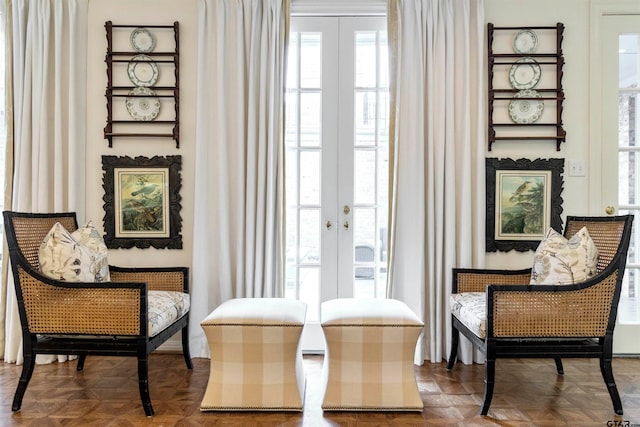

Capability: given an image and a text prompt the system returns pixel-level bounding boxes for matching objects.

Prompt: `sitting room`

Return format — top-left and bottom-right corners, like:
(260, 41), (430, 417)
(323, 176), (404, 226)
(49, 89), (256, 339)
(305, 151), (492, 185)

(0, 0), (639, 425)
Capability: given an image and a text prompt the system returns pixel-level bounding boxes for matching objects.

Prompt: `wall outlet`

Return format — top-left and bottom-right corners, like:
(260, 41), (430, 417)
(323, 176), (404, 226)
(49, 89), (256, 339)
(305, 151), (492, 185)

(568, 159), (586, 177)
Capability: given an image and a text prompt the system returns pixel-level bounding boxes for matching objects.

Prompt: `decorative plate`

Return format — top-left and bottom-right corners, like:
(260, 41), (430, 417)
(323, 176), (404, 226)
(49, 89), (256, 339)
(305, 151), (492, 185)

(508, 89), (544, 124)
(126, 87), (160, 121)
(127, 55), (159, 87)
(513, 29), (538, 54)
(509, 57), (541, 90)
(130, 27), (155, 53)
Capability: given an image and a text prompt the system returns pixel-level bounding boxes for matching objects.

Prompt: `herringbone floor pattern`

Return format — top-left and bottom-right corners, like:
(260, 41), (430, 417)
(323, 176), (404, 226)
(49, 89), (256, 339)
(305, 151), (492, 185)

(0, 354), (639, 426)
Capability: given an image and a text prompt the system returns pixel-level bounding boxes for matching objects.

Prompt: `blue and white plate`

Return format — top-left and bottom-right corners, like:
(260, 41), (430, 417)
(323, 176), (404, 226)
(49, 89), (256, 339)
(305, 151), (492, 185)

(126, 87), (160, 121)
(509, 57), (541, 90)
(127, 54), (159, 87)
(513, 29), (538, 54)
(130, 27), (155, 53)
(508, 89), (544, 124)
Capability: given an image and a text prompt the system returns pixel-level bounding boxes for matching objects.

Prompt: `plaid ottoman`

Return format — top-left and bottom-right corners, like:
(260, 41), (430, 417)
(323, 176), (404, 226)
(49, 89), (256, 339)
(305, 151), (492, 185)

(320, 298), (424, 411)
(200, 298), (307, 411)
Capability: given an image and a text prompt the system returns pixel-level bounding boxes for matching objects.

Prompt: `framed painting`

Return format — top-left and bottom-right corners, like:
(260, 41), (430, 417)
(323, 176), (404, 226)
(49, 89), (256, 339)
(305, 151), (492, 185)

(486, 157), (564, 252)
(102, 155), (183, 249)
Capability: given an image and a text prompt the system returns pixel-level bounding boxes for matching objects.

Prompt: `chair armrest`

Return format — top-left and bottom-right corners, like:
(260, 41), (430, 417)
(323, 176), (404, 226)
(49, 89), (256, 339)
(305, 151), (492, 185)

(16, 265), (146, 336)
(486, 270), (619, 339)
(453, 268), (531, 293)
(109, 266), (189, 293)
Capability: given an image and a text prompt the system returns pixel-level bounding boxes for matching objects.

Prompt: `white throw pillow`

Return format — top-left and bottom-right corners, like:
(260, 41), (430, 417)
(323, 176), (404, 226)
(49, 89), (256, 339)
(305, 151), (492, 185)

(530, 226), (598, 285)
(38, 221), (110, 283)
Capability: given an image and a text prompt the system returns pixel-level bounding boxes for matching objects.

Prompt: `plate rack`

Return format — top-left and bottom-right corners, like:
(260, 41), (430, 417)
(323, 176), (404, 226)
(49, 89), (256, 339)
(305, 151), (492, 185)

(104, 21), (180, 148)
(488, 23), (565, 151)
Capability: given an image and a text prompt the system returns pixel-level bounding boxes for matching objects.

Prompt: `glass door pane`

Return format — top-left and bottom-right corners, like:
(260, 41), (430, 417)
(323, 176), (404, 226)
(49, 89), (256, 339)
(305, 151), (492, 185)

(284, 27), (332, 325)
(285, 17), (388, 352)
(618, 33), (640, 325)
(349, 24), (389, 298)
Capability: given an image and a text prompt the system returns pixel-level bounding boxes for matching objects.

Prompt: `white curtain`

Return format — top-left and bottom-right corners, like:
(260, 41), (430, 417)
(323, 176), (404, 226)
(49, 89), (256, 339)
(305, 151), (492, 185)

(1, 0), (11, 359)
(190, 0), (289, 358)
(386, 0), (486, 365)
(4, 0), (87, 364)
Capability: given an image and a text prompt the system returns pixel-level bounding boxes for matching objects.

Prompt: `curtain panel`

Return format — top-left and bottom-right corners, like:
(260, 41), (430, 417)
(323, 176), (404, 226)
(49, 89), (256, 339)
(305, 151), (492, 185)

(190, 0), (289, 358)
(386, 0), (486, 364)
(0, 0), (11, 359)
(3, 0), (88, 364)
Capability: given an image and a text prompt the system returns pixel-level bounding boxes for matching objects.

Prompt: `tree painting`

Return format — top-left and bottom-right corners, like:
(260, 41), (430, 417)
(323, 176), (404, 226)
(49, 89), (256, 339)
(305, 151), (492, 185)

(485, 158), (563, 252)
(499, 174), (545, 235)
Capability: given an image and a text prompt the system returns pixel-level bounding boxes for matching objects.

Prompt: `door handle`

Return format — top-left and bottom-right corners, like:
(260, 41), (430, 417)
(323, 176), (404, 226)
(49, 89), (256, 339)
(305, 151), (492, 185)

(326, 221), (333, 230)
(605, 206), (615, 215)
(343, 220), (349, 230)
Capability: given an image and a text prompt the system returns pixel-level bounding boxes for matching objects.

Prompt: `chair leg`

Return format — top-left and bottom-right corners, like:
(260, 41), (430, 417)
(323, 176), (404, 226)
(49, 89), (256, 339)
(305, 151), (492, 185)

(446, 323), (460, 370)
(137, 356), (154, 416)
(554, 357), (564, 375)
(76, 354), (87, 372)
(480, 357), (496, 416)
(12, 351), (36, 411)
(181, 325), (193, 370)
(600, 357), (623, 415)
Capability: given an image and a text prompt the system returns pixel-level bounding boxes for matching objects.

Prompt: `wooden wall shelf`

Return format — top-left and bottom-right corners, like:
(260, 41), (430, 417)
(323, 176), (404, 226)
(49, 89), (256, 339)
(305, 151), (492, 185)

(104, 21), (180, 148)
(488, 23), (565, 151)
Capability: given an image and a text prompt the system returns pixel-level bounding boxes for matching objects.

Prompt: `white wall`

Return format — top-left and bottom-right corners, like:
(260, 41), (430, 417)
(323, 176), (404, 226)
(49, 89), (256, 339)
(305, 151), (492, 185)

(83, 0), (599, 278)
(86, 0), (199, 271)
(484, 0), (592, 269)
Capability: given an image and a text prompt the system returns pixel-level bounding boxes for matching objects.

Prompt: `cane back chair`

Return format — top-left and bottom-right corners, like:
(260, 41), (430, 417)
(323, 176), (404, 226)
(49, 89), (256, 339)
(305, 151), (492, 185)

(3, 211), (192, 416)
(447, 215), (634, 416)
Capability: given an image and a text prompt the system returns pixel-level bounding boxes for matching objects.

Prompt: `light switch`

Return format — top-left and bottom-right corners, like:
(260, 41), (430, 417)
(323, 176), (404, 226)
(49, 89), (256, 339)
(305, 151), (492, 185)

(568, 159), (586, 177)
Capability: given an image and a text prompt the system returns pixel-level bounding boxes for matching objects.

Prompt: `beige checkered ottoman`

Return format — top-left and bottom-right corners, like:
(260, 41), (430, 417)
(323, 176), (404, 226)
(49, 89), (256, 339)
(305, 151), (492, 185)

(200, 298), (307, 411)
(320, 298), (424, 411)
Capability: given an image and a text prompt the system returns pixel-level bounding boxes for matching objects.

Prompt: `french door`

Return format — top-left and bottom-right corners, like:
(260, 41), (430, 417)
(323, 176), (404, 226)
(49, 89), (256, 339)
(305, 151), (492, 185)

(598, 13), (640, 354)
(284, 17), (389, 351)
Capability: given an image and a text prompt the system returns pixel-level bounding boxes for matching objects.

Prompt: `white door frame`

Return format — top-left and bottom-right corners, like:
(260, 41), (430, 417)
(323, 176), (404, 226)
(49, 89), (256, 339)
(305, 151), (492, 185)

(589, 1), (640, 354)
(589, 1), (640, 213)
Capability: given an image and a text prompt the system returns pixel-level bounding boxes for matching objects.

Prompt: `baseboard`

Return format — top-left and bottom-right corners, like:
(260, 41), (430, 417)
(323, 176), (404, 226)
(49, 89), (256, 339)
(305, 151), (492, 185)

(157, 336), (183, 353)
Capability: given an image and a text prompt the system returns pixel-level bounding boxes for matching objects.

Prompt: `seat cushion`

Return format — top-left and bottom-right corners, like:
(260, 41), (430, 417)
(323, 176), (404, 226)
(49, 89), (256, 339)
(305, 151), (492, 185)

(202, 298), (306, 326)
(530, 226), (598, 285)
(321, 298), (423, 326)
(450, 292), (486, 338)
(38, 221), (110, 283)
(148, 290), (190, 336)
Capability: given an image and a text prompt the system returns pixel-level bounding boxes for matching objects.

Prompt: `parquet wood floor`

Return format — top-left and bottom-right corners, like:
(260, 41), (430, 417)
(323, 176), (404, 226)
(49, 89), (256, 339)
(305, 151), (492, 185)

(0, 354), (639, 426)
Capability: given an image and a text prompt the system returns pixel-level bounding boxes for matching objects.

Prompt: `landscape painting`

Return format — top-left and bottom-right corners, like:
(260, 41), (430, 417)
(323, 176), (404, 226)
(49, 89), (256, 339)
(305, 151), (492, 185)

(496, 171), (550, 239)
(485, 158), (564, 252)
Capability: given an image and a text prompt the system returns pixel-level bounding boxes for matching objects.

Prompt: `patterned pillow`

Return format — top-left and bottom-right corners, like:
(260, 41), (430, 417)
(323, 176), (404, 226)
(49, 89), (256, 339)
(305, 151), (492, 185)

(530, 226), (598, 285)
(38, 221), (110, 283)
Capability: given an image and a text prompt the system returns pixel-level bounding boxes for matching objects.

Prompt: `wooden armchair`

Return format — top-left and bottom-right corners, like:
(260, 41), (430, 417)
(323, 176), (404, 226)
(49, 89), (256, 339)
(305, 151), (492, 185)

(2, 211), (192, 416)
(446, 215), (634, 416)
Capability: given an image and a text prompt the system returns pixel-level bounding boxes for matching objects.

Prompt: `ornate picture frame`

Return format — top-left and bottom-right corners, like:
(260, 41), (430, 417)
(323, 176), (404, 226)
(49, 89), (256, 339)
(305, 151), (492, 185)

(486, 157), (564, 252)
(102, 155), (183, 249)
